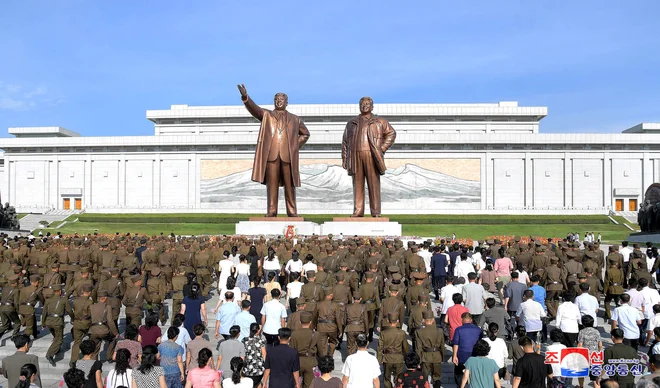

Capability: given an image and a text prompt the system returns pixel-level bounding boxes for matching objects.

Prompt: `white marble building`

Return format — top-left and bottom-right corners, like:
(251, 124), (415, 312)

(0, 101), (657, 215)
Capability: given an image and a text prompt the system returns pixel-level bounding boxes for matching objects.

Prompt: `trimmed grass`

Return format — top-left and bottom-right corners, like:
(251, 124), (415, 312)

(18, 213), (28, 219)
(38, 222), (236, 236)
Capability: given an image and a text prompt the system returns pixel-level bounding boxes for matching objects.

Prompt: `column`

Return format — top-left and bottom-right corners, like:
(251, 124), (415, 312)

(603, 153), (612, 209)
(118, 156), (126, 207)
(524, 154), (533, 208)
(153, 155), (161, 208)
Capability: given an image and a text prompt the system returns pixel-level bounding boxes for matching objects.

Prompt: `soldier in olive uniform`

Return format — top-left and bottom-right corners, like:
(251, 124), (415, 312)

(171, 268), (187, 323)
(194, 244), (213, 298)
(563, 251), (582, 290)
(331, 273), (351, 346)
(301, 271), (324, 312)
(315, 260), (336, 289)
(408, 294), (430, 352)
(345, 291), (369, 355)
(89, 290), (119, 361)
(529, 246), (550, 278)
(42, 262), (63, 300)
(415, 310), (445, 388)
(100, 268), (124, 329)
(542, 257), (565, 318)
(70, 284), (93, 366)
(123, 274), (146, 326)
(42, 284), (74, 366)
(406, 272), (427, 312)
(378, 313), (409, 388)
(316, 287), (341, 357)
(604, 258), (625, 319)
(359, 272), (381, 342)
(0, 274), (22, 338)
(378, 285), (405, 330)
(584, 268), (602, 300)
(146, 268), (167, 324)
(18, 275), (44, 340)
(287, 298), (310, 331)
(289, 312), (319, 388)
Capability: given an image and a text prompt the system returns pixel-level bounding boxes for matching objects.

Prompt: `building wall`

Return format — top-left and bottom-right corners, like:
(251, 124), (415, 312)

(3, 148), (655, 214)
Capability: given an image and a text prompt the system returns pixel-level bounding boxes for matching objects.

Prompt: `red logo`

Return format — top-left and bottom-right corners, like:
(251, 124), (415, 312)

(284, 225), (296, 239)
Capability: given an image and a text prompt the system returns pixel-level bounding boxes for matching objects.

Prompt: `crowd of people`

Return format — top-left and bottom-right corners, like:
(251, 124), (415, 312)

(2, 233), (660, 387)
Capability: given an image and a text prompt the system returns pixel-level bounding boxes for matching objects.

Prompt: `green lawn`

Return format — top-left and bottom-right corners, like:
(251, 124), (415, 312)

(36, 216), (633, 243)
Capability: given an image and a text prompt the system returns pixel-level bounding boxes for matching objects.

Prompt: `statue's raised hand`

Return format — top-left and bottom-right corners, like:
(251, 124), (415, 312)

(237, 84), (248, 99)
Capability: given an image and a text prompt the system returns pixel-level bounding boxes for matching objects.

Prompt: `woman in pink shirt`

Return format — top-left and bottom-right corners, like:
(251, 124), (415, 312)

(493, 249), (513, 300)
(186, 348), (221, 388)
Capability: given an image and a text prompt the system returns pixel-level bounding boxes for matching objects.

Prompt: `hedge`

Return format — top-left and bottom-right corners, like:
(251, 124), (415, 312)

(78, 213), (611, 225)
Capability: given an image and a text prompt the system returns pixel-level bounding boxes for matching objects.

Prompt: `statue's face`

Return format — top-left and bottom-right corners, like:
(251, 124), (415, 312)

(360, 98), (373, 114)
(273, 94), (288, 111)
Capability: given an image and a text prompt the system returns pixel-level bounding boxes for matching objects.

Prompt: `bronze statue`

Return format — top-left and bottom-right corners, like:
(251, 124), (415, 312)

(238, 84), (310, 217)
(341, 97), (396, 217)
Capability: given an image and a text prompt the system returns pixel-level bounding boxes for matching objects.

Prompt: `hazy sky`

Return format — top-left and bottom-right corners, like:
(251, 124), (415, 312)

(1, 0), (659, 137)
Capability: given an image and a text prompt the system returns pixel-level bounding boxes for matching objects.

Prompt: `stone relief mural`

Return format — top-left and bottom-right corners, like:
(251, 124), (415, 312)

(200, 158), (481, 212)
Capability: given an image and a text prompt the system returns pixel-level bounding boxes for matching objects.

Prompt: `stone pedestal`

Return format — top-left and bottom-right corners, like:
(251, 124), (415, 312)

(320, 218), (402, 236)
(235, 218), (320, 236)
(627, 232), (660, 244)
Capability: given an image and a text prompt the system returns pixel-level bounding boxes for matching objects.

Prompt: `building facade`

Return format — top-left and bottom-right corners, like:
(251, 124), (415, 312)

(0, 101), (657, 215)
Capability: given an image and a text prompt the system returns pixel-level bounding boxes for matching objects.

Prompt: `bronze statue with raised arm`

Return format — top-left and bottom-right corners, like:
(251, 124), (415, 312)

(238, 84), (310, 217)
(342, 97), (396, 217)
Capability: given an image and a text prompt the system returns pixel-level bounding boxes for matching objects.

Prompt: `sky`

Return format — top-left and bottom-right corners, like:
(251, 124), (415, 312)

(0, 0), (659, 137)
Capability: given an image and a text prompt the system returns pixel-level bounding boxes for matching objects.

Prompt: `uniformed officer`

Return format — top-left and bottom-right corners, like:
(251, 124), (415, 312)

(171, 268), (187, 324)
(315, 260), (336, 289)
(287, 298), (310, 331)
(563, 251), (582, 289)
(301, 271), (324, 312)
(316, 287), (341, 357)
(18, 274), (43, 340)
(345, 291), (369, 355)
(146, 267), (167, 324)
(359, 271), (381, 342)
(89, 290), (119, 361)
(415, 310), (445, 388)
(101, 267), (124, 329)
(331, 273), (351, 342)
(0, 274), (22, 338)
(70, 283), (93, 366)
(289, 311), (319, 388)
(604, 258), (625, 319)
(123, 274), (146, 327)
(42, 284), (74, 366)
(407, 272), (427, 312)
(378, 285), (405, 330)
(194, 244), (213, 298)
(377, 313), (409, 388)
(408, 294), (430, 351)
(42, 262), (63, 300)
(543, 257), (564, 318)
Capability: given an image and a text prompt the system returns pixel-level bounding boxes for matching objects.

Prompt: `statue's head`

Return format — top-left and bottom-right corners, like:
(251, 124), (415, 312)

(359, 96), (373, 114)
(273, 93), (288, 111)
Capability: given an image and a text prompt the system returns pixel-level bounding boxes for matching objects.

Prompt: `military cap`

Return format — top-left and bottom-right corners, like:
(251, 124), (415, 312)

(412, 272), (425, 280)
(514, 236), (521, 242)
(566, 251), (577, 258)
(388, 285), (398, 293)
(365, 272), (374, 279)
(585, 251), (597, 259)
(300, 311), (313, 324)
(608, 257), (618, 263)
(611, 245), (619, 250)
(13, 266), (22, 274)
(477, 240), (484, 245)
(8, 274), (20, 283)
(577, 272), (587, 279)
(422, 310), (434, 320)
(486, 239), (494, 245)
(99, 240), (109, 247)
(131, 274), (142, 283)
(97, 290), (109, 298)
(51, 284), (62, 291)
(370, 263), (378, 269)
(339, 261), (348, 267)
(81, 284), (93, 293)
(633, 243), (640, 249)
(29, 274), (40, 283)
(317, 258), (326, 267)
(322, 285), (334, 293)
(353, 291), (361, 300)
(50, 262), (60, 269)
(306, 270), (316, 278)
(494, 239), (502, 244)
(550, 257), (559, 263)
(388, 266), (400, 273)
(387, 313), (399, 323)
(296, 298), (307, 306)
(80, 266), (89, 274)
(392, 273), (403, 281)
(151, 268), (161, 276)
(109, 267), (120, 275)
(418, 294), (429, 302)
(335, 273), (345, 281)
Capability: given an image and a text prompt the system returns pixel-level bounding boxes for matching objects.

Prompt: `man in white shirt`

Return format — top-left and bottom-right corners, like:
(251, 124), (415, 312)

(260, 288), (287, 346)
(625, 279), (645, 312)
(639, 278), (660, 341)
(574, 283), (599, 324)
(284, 251), (304, 275)
(418, 243), (433, 276)
(454, 254), (475, 284)
(645, 305), (660, 346)
(555, 292), (582, 346)
(439, 276), (460, 319)
(301, 255), (317, 280)
(612, 293), (644, 350)
(516, 289), (546, 342)
(621, 241), (633, 276)
(470, 249), (485, 274)
(342, 333), (381, 388)
(462, 272), (487, 326)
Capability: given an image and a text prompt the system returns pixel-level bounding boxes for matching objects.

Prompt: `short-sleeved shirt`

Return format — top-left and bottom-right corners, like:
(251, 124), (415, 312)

(133, 366), (165, 388)
(218, 339), (246, 377)
(577, 327), (600, 352)
(483, 308), (509, 338)
(242, 335), (266, 377)
(187, 337), (213, 368)
(248, 287), (267, 318)
(514, 352), (552, 388)
(187, 366), (220, 388)
(528, 285), (546, 309)
(447, 304), (469, 341)
(612, 304), (643, 339)
(114, 339), (143, 368)
(264, 344), (300, 388)
(464, 356), (500, 388)
(462, 282), (486, 315)
(217, 302), (241, 335)
(504, 282), (526, 312)
(158, 341), (184, 376)
(234, 310), (257, 342)
(260, 299), (287, 335)
(453, 323), (483, 364)
(394, 369), (427, 388)
(139, 325), (162, 348)
(341, 350), (381, 388)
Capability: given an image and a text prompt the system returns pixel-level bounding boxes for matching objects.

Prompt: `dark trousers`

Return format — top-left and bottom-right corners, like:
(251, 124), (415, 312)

(563, 332), (578, 347)
(246, 375), (263, 388)
(640, 319), (649, 342)
(264, 333), (279, 346)
(472, 313), (484, 328)
(623, 338), (640, 350)
(604, 293), (621, 318)
(454, 364), (466, 385)
(432, 275), (445, 299)
(289, 297), (297, 313)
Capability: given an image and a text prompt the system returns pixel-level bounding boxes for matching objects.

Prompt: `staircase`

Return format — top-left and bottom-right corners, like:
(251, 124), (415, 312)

(20, 212), (78, 232)
(616, 211), (639, 225)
